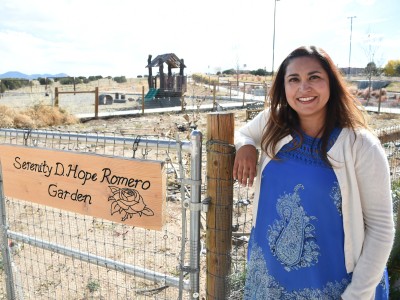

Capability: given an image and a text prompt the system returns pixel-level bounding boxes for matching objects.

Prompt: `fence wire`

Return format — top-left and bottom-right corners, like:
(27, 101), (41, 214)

(0, 83), (267, 119)
(1, 120), (399, 299)
(0, 129), (199, 300)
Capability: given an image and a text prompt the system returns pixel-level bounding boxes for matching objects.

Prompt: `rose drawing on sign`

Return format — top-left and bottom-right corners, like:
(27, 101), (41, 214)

(108, 186), (154, 221)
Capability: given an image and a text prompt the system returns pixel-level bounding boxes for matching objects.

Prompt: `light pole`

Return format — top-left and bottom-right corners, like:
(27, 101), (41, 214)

(347, 16), (356, 79)
(271, 0), (280, 79)
(208, 65), (210, 89)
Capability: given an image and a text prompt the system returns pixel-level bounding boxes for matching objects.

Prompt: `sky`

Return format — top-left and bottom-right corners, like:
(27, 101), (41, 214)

(0, 0), (399, 78)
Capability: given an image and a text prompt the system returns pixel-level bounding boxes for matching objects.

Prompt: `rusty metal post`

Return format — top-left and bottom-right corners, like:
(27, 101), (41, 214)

(206, 112), (235, 299)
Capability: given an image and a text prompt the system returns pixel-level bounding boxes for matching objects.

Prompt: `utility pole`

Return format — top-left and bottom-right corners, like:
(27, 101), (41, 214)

(347, 16), (357, 79)
(271, 0), (280, 79)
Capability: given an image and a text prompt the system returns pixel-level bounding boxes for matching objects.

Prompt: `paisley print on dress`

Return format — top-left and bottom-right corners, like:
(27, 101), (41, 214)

(245, 241), (350, 299)
(268, 184), (319, 271)
(329, 181), (342, 215)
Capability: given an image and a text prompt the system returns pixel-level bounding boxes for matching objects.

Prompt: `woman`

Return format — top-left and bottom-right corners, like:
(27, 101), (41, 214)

(233, 46), (394, 299)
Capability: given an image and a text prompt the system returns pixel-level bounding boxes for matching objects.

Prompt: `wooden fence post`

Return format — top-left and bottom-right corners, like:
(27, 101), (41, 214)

(206, 112), (235, 299)
(229, 82), (232, 101)
(142, 86), (145, 115)
(242, 83), (246, 107)
(378, 88), (383, 115)
(213, 84), (216, 111)
(181, 94), (185, 112)
(54, 87), (59, 107)
(94, 87), (99, 119)
(264, 82), (268, 107)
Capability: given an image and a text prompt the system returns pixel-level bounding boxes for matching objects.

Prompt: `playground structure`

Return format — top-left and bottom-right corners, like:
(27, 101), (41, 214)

(145, 53), (187, 107)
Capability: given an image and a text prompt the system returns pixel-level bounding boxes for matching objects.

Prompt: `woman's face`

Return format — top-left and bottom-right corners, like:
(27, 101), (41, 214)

(284, 56), (330, 132)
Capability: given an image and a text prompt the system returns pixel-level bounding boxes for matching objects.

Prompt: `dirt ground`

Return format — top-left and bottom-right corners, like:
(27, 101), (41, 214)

(5, 78), (400, 135)
(56, 106), (400, 140)
(2, 99), (400, 299)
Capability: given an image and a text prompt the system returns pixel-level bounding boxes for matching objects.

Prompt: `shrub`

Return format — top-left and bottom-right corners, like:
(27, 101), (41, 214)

(0, 79), (30, 91)
(113, 76), (127, 83)
(59, 77), (75, 85)
(26, 104), (78, 127)
(13, 114), (34, 128)
(0, 104), (78, 128)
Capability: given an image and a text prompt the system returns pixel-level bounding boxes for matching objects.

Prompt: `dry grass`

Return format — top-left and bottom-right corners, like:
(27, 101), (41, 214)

(388, 81), (400, 93)
(0, 103), (78, 129)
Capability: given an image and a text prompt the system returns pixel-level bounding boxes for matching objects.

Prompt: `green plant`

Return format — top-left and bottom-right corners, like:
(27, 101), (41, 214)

(0, 78), (30, 91)
(228, 266), (247, 299)
(113, 76), (127, 83)
(86, 279), (100, 293)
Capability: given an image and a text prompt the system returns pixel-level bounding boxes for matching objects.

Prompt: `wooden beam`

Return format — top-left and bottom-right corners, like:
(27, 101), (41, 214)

(206, 112), (235, 299)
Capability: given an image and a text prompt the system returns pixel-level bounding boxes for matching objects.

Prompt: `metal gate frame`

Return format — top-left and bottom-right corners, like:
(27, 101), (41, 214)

(0, 128), (203, 300)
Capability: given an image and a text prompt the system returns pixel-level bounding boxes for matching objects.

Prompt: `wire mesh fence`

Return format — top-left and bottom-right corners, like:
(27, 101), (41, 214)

(375, 126), (400, 224)
(0, 117), (399, 299)
(0, 128), (203, 300)
(0, 81), (267, 119)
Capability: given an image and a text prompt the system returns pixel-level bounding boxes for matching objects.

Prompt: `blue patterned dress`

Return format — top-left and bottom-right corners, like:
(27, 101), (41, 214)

(244, 128), (389, 300)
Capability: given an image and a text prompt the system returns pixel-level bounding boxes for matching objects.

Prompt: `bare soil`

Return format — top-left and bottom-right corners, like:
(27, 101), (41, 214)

(56, 107), (400, 139)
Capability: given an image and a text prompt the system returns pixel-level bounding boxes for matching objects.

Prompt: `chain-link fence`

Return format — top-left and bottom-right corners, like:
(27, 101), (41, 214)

(1, 113), (399, 299)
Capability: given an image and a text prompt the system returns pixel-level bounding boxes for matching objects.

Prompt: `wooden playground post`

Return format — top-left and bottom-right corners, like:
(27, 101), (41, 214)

(206, 112), (235, 299)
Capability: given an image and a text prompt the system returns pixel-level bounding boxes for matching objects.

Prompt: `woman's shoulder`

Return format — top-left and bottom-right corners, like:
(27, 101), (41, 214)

(339, 127), (382, 149)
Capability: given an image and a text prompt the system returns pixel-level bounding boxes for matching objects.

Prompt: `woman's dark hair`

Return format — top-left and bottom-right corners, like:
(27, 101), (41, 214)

(262, 45), (368, 164)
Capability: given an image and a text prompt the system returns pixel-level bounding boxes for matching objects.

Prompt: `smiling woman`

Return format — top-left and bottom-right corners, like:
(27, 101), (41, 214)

(233, 46), (394, 300)
(284, 56), (331, 137)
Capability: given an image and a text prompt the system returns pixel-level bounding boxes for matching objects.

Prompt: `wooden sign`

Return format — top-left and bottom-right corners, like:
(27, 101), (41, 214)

(0, 145), (166, 231)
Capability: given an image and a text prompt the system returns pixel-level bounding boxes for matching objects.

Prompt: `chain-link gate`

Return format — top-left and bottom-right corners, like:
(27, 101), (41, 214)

(0, 128), (204, 300)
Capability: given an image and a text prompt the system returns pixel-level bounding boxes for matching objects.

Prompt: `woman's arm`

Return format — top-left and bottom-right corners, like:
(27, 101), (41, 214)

(233, 110), (268, 187)
(233, 145), (258, 187)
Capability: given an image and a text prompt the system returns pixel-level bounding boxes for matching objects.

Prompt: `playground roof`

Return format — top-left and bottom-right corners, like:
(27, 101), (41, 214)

(146, 53), (186, 69)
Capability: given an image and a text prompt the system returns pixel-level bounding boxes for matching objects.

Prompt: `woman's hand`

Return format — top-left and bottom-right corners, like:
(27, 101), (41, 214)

(233, 145), (258, 187)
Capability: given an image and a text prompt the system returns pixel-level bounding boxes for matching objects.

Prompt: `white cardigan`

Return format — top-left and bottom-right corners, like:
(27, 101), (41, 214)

(235, 109), (395, 299)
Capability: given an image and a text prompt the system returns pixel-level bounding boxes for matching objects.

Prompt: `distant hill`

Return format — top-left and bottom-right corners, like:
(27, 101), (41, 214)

(0, 71), (69, 80)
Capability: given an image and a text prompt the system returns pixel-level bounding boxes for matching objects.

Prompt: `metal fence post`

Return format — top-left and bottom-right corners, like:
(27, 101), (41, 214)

(189, 130), (202, 299)
(0, 161), (16, 300)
